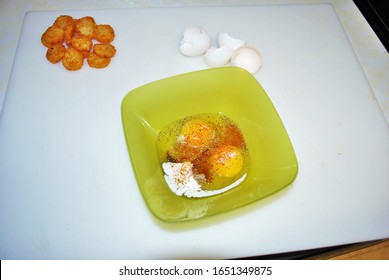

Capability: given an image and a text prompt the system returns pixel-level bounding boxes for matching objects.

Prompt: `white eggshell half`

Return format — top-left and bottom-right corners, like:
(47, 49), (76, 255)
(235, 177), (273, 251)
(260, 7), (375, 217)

(180, 26), (211, 57)
(230, 46), (262, 74)
(217, 32), (245, 52)
(203, 45), (233, 67)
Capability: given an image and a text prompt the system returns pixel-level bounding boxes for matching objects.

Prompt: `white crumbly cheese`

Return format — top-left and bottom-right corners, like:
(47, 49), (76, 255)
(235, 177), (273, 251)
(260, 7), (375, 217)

(162, 162), (246, 198)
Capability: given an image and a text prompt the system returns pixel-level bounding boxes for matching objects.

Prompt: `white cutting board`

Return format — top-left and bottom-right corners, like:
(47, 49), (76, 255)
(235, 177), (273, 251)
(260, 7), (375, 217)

(1, 4), (389, 259)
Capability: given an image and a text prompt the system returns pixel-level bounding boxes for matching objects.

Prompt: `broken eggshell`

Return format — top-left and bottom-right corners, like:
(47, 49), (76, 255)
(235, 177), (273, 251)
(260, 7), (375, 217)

(203, 45), (233, 67)
(217, 32), (245, 52)
(230, 46), (262, 74)
(180, 26), (211, 57)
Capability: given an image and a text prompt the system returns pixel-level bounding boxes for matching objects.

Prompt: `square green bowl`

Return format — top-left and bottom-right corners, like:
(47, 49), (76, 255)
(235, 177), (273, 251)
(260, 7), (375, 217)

(121, 67), (298, 222)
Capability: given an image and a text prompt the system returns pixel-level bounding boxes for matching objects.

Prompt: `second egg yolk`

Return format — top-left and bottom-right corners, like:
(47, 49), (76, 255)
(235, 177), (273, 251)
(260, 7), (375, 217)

(180, 119), (215, 148)
(209, 145), (244, 178)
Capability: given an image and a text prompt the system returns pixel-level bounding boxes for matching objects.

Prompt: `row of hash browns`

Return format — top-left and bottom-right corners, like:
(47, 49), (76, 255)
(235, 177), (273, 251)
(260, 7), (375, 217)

(41, 15), (116, 70)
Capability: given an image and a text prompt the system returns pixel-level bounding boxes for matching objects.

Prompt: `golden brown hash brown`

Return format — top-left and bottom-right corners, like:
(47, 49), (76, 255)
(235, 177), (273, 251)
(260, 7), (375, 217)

(93, 43), (116, 58)
(62, 47), (84, 71)
(87, 53), (111, 68)
(41, 25), (65, 47)
(41, 15), (116, 70)
(71, 36), (93, 52)
(46, 44), (66, 64)
(53, 15), (75, 29)
(75, 16), (96, 39)
(64, 24), (75, 45)
(94, 24), (115, 44)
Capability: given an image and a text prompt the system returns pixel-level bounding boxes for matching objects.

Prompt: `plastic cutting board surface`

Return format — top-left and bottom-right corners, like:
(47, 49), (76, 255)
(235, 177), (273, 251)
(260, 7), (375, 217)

(0, 4), (389, 259)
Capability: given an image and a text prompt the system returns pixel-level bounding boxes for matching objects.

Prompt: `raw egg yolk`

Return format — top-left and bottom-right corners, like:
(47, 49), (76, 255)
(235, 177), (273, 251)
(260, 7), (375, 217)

(180, 119), (215, 148)
(209, 145), (244, 177)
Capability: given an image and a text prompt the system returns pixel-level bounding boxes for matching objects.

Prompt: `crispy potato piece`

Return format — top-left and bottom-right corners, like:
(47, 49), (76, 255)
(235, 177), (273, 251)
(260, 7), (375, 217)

(46, 44), (66, 63)
(75, 16), (96, 39)
(81, 50), (90, 58)
(71, 36), (93, 52)
(41, 25), (65, 47)
(54, 15), (75, 29)
(42, 15), (116, 70)
(94, 24), (115, 43)
(62, 47), (84, 71)
(64, 24), (74, 45)
(93, 43), (116, 58)
(87, 53), (111, 68)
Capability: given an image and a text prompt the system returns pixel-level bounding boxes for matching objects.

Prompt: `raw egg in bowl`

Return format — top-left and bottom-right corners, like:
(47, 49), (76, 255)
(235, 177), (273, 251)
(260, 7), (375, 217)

(121, 67), (298, 222)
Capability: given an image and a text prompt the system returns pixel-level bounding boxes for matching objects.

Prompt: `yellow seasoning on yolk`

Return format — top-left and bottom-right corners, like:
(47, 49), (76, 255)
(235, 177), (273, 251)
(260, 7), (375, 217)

(209, 145), (244, 178)
(180, 119), (215, 148)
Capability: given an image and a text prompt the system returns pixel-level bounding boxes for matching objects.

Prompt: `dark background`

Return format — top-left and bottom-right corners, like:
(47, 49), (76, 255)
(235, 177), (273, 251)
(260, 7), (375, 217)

(353, 0), (389, 52)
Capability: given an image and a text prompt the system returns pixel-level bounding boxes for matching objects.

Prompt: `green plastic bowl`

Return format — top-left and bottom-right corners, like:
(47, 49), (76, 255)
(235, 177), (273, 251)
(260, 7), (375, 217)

(121, 67), (298, 222)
